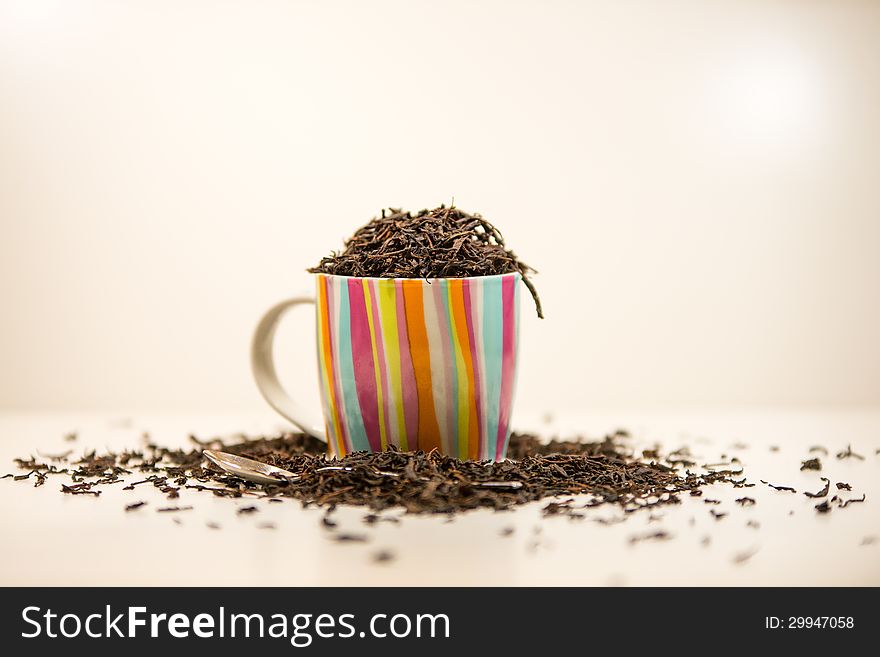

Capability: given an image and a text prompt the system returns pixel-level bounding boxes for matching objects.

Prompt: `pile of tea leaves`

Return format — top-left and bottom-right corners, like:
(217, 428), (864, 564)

(5, 430), (748, 515)
(308, 205), (543, 318)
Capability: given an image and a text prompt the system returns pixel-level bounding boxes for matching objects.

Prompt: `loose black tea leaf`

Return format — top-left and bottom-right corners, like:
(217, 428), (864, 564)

(362, 513), (399, 525)
(61, 483), (100, 496)
(800, 458), (822, 471)
(372, 550), (395, 563)
(736, 497), (756, 507)
(333, 533), (369, 543)
(760, 480), (796, 493)
(838, 494), (866, 508)
(709, 510), (727, 520)
(237, 505), (259, 515)
(814, 501), (832, 513)
(64, 432), (77, 442)
(629, 530), (671, 545)
(542, 499), (585, 519)
(156, 506), (192, 513)
(746, 520), (760, 529)
(804, 478), (830, 499)
(808, 446), (828, 455)
(732, 548), (759, 565)
(836, 445), (864, 460)
(703, 499), (721, 505)
(308, 205), (543, 318)
(125, 501), (147, 512)
(836, 482), (852, 491)
(37, 450), (73, 462)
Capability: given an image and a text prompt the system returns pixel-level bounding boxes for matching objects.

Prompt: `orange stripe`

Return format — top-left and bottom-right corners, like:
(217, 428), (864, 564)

(450, 281), (479, 460)
(402, 281), (441, 452)
(318, 276), (345, 457)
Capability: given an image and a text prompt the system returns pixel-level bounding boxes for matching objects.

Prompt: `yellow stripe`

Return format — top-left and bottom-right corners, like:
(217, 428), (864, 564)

(362, 279), (388, 450)
(448, 280), (470, 459)
(378, 280), (408, 450)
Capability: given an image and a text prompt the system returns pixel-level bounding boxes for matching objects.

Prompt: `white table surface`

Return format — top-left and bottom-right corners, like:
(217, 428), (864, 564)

(1, 410), (878, 586)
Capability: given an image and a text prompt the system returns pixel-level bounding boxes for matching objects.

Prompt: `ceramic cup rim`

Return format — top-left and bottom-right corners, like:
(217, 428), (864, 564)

(310, 271), (523, 283)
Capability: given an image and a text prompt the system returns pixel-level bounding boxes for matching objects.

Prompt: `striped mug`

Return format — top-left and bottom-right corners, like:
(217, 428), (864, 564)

(251, 273), (521, 460)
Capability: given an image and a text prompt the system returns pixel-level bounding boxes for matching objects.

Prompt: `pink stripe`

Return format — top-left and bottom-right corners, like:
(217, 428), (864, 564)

(495, 275), (516, 458)
(431, 282), (455, 452)
(462, 280), (484, 458)
(348, 279), (381, 451)
(396, 281), (419, 449)
(324, 276), (349, 453)
(369, 279), (392, 447)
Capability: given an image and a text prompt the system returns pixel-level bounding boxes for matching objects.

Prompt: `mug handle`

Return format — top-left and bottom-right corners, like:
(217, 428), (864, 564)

(251, 296), (327, 441)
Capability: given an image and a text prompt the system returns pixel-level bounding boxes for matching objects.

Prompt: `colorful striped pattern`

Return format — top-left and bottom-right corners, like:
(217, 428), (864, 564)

(315, 273), (521, 460)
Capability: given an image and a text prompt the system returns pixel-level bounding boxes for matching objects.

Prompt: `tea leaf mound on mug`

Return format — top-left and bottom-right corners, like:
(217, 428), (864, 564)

(308, 205), (543, 318)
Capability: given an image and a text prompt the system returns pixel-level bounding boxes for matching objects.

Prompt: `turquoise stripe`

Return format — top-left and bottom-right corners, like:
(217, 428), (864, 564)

(337, 281), (370, 452)
(482, 276), (504, 457)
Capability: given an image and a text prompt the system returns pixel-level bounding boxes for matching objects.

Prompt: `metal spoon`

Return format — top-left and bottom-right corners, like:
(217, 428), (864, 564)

(202, 449), (299, 485)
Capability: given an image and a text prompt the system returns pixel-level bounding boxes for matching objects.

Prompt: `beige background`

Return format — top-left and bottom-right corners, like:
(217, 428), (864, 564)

(1, 0), (879, 415)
